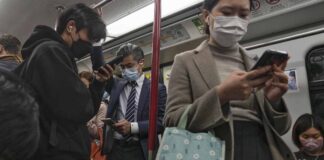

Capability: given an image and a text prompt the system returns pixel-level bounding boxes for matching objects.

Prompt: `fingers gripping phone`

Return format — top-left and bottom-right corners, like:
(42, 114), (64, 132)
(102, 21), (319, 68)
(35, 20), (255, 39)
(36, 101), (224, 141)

(106, 55), (123, 68)
(98, 55), (123, 74)
(102, 118), (117, 129)
(250, 49), (289, 71)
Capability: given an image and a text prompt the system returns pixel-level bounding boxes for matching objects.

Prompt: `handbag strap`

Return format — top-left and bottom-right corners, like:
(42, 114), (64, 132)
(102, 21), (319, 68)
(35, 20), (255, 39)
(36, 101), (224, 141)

(177, 104), (215, 137)
(177, 105), (192, 129)
(177, 105), (216, 137)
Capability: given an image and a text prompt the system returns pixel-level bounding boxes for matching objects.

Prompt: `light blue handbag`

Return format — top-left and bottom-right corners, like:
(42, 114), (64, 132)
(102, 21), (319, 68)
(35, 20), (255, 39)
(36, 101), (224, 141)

(157, 105), (225, 160)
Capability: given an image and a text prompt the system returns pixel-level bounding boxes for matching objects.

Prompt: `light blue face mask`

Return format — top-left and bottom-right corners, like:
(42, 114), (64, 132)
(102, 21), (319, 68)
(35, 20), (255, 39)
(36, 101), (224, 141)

(122, 66), (140, 81)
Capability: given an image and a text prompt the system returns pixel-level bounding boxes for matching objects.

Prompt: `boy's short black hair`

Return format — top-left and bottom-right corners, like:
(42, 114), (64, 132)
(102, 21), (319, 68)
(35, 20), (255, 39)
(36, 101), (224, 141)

(56, 3), (106, 42)
(0, 34), (21, 54)
(0, 69), (39, 160)
(116, 43), (144, 62)
(292, 113), (324, 148)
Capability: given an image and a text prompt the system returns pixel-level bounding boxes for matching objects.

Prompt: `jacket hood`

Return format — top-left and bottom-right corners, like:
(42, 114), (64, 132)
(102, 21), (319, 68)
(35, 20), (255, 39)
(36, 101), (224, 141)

(21, 25), (67, 59)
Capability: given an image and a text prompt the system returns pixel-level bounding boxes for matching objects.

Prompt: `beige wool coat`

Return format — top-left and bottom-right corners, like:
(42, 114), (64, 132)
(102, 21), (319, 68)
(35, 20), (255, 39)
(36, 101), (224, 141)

(164, 40), (296, 160)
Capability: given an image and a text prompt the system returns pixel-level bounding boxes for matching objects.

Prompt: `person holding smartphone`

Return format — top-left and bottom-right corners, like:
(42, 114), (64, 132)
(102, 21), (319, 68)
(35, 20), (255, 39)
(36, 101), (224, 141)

(101, 43), (167, 160)
(163, 0), (294, 160)
(14, 3), (110, 160)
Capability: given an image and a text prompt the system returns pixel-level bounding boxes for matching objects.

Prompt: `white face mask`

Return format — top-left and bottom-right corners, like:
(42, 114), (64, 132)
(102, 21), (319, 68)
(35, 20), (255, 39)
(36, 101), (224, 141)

(209, 15), (249, 48)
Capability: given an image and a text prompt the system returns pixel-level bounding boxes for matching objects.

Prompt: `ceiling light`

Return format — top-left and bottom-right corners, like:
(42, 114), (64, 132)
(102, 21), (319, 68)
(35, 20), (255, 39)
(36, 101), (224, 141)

(106, 0), (203, 38)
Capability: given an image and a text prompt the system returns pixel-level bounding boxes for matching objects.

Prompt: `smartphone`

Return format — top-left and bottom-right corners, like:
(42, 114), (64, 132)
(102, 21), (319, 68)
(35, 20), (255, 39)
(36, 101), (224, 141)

(98, 55), (123, 74)
(250, 49), (289, 70)
(106, 55), (123, 68)
(101, 118), (116, 126)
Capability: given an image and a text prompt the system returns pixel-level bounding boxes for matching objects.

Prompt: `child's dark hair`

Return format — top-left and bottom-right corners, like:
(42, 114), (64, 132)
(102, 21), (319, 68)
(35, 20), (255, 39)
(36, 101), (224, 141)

(292, 113), (324, 148)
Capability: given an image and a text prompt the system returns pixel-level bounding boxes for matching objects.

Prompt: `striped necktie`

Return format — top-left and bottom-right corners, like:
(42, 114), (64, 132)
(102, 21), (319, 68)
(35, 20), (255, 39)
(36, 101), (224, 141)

(125, 81), (137, 122)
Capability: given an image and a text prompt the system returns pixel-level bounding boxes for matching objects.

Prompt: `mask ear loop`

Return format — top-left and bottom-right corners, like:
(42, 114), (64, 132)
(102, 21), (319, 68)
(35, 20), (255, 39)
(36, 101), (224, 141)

(207, 14), (213, 26)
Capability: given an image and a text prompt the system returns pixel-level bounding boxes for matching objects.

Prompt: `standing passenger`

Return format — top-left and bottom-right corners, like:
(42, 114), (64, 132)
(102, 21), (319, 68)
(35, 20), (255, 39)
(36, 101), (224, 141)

(164, 0), (295, 160)
(0, 68), (39, 160)
(79, 71), (108, 138)
(15, 3), (110, 160)
(79, 70), (108, 160)
(102, 43), (167, 160)
(0, 34), (22, 71)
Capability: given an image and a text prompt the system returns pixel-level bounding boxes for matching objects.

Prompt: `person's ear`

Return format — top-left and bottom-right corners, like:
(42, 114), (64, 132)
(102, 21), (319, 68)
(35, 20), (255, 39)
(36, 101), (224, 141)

(66, 20), (76, 33)
(138, 59), (144, 67)
(202, 9), (210, 25)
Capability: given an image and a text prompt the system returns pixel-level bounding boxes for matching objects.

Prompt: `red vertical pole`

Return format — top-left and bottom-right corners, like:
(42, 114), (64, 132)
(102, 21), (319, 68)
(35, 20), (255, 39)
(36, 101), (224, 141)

(148, 0), (161, 160)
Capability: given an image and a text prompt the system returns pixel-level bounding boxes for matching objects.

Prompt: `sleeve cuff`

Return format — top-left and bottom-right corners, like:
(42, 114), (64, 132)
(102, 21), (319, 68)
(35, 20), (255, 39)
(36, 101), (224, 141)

(131, 122), (139, 134)
(269, 99), (285, 112)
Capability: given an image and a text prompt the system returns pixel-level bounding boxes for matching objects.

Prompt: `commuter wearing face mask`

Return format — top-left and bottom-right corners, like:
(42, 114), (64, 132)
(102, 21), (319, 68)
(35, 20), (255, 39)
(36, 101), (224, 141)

(164, 0), (295, 160)
(14, 3), (111, 160)
(292, 114), (324, 160)
(102, 43), (167, 160)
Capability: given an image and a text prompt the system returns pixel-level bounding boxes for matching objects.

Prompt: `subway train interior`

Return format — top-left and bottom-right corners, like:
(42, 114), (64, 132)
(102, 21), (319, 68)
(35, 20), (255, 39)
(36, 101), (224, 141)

(1, 0), (324, 159)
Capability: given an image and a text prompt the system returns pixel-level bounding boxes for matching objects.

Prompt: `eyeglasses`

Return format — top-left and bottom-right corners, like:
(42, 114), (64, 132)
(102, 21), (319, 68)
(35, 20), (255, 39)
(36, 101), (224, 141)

(118, 62), (138, 70)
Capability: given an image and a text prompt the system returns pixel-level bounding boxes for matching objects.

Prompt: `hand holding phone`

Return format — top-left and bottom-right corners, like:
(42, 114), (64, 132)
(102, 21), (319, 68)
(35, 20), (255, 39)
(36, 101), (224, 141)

(101, 118), (116, 128)
(106, 55), (124, 69)
(250, 49), (289, 71)
(97, 55), (123, 78)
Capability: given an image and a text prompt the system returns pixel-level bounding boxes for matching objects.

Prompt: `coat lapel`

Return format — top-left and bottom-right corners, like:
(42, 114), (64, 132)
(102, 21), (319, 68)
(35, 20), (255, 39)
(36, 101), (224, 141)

(193, 41), (220, 89)
(192, 43), (256, 89)
(239, 47), (256, 71)
(137, 78), (150, 119)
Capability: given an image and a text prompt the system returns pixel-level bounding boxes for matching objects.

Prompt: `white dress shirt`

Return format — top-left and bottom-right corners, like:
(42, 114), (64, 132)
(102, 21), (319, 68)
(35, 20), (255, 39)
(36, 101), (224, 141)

(114, 74), (144, 139)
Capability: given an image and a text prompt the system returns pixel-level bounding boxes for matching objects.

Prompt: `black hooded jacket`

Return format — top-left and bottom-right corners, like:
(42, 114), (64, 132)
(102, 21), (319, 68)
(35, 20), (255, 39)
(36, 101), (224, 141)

(14, 25), (105, 159)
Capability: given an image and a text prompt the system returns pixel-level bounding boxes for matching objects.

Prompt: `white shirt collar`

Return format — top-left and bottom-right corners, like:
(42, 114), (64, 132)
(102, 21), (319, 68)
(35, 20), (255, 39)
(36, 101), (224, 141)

(136, 73), (145, 87)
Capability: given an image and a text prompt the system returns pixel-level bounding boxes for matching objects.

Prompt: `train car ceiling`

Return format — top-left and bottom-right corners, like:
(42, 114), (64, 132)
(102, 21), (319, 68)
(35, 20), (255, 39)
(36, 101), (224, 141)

(1, 0), (323, 71)
(104, 0), (202, 38)
(78, 0), (324, 71)
(0, 0), (102, 43)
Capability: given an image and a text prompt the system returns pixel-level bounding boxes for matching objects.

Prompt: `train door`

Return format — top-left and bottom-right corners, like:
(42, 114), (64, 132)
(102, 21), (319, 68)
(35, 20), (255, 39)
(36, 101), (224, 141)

(306, 46), (324, 119)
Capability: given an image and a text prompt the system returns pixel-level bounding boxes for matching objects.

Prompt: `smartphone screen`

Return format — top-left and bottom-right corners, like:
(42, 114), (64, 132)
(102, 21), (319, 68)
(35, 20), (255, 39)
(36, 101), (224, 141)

(250, 49), (288, 70)
(101, 118), (116, 126)
(97, 55), (123, 75)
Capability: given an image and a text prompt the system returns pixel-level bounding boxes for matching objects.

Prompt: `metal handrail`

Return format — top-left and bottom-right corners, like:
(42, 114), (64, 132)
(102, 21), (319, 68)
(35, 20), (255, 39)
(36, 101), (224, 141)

(148, 0), (161, 160)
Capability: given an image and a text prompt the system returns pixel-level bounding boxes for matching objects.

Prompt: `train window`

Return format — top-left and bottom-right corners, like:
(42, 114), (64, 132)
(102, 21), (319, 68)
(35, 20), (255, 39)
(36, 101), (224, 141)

(306, 48), (324, 82)
(306, 46), (324, 119)
(309, 91), (324, 118)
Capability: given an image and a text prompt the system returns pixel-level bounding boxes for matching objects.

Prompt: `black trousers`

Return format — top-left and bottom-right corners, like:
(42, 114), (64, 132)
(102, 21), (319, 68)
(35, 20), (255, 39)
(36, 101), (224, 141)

(234, 121), (273, 160)
(109, 139), (145, 160)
